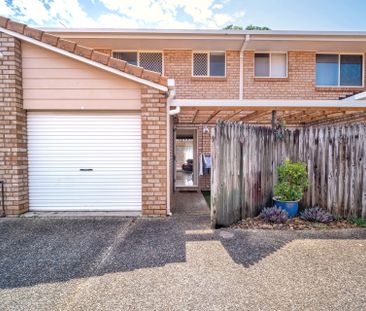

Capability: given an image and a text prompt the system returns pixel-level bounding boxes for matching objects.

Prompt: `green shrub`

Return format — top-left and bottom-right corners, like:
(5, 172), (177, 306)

(274, 160), (309, 201)
(347, 217), (366, 228)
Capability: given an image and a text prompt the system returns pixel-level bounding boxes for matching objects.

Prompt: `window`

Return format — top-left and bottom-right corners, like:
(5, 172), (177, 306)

(192, 52), (225, 77)
(254, 53), (287, 78)
(316, 54), (363, 87)
(112, 51), (163, 73)
(113, 51), (137, 66)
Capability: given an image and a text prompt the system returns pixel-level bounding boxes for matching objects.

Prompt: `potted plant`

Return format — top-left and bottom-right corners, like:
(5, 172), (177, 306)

(273, 160), (309, 217)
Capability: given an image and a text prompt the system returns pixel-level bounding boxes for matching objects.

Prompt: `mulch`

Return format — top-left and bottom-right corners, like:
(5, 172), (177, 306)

(231, 217), (360, 230)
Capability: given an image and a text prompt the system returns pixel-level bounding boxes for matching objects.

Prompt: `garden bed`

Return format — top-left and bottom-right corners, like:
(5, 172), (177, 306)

(231, 217), (365, 230)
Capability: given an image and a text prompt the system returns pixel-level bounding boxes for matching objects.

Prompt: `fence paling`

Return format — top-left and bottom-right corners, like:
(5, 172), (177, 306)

(211, 121), (366, 227)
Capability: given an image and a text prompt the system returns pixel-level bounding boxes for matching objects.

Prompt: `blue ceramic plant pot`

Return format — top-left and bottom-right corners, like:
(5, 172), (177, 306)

(273, 198), (299, 218)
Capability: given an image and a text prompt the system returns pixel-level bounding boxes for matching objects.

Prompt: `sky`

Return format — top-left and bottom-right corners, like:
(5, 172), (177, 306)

(1, 0), (366, 30)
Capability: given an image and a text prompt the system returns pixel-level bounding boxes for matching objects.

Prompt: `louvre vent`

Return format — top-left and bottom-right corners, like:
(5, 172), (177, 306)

(193, 53), (208, 76)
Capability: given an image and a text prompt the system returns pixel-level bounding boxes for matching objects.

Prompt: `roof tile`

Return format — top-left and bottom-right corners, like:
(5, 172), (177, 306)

(74, 45), (94, 59)
(125, 63), (144, 77)
(7, 20), (26, 34)
(0, 16), (9, 28)
(0, 16), (167, 89)
(108, 57), (127, 71)
(41, 33), (59, 46)
(91, 50), (110, 65)
(24, 27), (43, 41)
(57, 38), (76, 53)
(142, 69), (162, 83)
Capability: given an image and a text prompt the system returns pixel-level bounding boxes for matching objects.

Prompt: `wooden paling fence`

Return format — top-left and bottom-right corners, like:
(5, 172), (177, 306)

(211, 121), (366, 227)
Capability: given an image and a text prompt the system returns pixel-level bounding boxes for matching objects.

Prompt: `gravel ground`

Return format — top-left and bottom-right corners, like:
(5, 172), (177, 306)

(0, 194), (365, 311)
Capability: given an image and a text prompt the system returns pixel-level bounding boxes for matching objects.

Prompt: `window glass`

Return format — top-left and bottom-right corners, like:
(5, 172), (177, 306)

(255, 53), (270, 77)
(112, 52), (137, 65)
(193, 53), (208, 76)
(340, 55), (362, 86)
(316, 54), (339, 86)
(139, 52), (163, 73)
(271, 53), (287, 77)
(210, 52), (225, 76)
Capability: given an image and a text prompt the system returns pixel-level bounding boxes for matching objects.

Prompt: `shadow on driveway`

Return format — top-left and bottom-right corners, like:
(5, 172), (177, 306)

(1, 215), (366, 290)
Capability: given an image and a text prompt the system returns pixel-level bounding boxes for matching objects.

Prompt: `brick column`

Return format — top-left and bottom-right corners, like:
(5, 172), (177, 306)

(141, 87), (167, 216)
(0, 32), (28, 215)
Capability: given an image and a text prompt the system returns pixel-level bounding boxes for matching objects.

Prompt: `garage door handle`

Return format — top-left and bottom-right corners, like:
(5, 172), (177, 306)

(80, 168), (93, 171)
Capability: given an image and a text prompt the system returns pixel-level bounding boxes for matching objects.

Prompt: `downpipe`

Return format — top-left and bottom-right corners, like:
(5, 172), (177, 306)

(166, 79), (178, 217)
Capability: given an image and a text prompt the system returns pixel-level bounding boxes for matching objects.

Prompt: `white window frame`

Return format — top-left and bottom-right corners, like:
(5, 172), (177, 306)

(254, 52), (288, 78)
(192, 51), (226, 77)
(112, 50), (164, 74)
(316, 52), (364, 88)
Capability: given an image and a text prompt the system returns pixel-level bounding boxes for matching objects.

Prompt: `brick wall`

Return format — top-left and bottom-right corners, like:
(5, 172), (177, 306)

(164, 50), (240, 99)
(244, 51), (366, 99)
(0, 33), (28, 215)
(87, 47), (366, 100)
(141, 87), (167, 216)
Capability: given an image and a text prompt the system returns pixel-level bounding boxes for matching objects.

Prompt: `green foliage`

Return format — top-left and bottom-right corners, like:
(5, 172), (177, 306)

(245, 25), (270, 30)
(223, 24), (270, 31)
(223, 25), (243, 30)
(274, 160), (309, 201)
(347, 217), (366, 227)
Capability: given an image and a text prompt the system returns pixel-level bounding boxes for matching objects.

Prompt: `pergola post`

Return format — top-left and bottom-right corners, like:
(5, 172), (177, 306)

(271, 110), (277, 128)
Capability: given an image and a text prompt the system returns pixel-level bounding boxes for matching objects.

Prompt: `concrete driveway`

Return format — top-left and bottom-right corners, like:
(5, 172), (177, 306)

(1, 194), (366, 310)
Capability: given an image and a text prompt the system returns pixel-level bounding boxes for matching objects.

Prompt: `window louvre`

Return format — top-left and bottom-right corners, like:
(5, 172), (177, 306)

(139, 52), (163, 74)
(193, 53), (208, 76)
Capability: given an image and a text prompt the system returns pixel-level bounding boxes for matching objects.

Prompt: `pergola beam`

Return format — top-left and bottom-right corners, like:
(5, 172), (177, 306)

(206, 110), (222, 123)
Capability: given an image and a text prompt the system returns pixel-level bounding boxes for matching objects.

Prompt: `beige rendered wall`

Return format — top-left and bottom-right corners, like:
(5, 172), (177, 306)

(22, 42), (141, 110)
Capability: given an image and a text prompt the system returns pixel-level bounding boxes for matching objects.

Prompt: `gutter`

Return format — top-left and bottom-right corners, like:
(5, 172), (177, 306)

(166, 79), (177, 216)
(239, 35), (250, 100)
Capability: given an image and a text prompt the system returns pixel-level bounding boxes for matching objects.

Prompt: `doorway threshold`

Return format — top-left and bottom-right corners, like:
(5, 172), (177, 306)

(177, 186), (199, 192)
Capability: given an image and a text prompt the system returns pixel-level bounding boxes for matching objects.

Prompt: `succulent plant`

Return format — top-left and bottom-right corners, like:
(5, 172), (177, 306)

(300, 207), (333, 223)
(259, 207), (288, 223)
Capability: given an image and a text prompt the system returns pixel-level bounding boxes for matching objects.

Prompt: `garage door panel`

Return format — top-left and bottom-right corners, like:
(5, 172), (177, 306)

(28, 112), (142, 212)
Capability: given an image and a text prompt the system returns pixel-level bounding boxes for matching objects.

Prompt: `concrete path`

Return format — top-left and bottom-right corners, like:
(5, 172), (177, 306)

(1, 193), (366, 310)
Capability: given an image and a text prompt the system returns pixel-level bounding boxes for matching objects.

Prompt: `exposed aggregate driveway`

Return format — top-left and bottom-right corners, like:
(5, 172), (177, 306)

(0, 196), (366, 311)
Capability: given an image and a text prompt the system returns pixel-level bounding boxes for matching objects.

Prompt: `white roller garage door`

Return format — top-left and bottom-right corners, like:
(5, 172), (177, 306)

(27, 112), (141, 212)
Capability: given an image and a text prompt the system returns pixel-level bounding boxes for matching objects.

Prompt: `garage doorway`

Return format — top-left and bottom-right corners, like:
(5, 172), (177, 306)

(174, 128), (198, 188)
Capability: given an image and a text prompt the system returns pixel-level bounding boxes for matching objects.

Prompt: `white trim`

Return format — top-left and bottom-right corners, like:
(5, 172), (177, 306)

(316, 53), (364, 88)
(44, 28), (366, 37)
(192, 51), (226, 77)
(254, 52), (288, 78)
(171, 98), (366, 109)
(239, 35), (250, 100)
(0, 27), (168, 92)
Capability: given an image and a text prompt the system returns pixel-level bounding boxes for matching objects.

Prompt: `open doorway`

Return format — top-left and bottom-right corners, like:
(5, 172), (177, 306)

(175, 128), (198, 188)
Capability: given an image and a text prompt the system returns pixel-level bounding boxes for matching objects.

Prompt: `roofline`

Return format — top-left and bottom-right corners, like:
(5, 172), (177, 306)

(0, 27), (168, 92)
(171, 99), (366, 110)
(44, 28), (366, 37)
